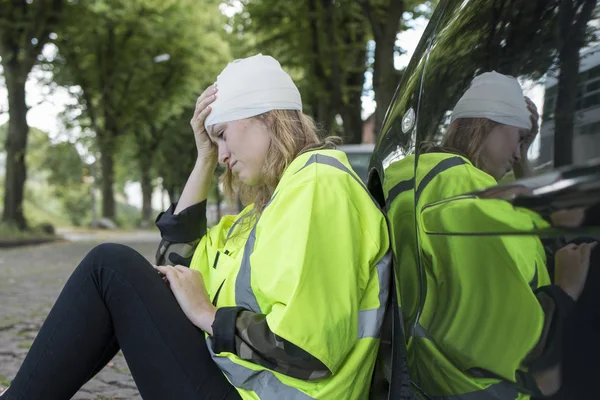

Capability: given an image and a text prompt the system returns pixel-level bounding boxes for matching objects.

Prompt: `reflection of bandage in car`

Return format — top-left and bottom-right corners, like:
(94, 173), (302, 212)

(204, 54), (302, 130)
(451, 71), (532, 130)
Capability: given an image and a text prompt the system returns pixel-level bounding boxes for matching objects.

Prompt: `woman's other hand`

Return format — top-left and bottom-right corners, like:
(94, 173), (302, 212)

(554, 241), (598, 301)
(154, 265), (217, 334)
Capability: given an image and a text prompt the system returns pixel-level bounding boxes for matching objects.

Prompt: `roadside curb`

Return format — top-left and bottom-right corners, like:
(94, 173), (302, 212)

(0, 237), (65, 249)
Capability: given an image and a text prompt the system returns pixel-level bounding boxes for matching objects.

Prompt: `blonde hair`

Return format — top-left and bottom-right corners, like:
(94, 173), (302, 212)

(431, 118), (499, 170)
(221, 109), (341, 215)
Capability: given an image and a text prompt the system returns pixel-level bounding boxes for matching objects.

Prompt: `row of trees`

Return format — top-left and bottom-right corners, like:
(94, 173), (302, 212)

(227, 0), (435, 142)
(0, 0), (436, 229)
(0, 0), (230, 228)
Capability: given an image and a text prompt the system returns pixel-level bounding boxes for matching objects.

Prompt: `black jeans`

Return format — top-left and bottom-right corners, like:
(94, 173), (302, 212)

(4, 243), (241, 400)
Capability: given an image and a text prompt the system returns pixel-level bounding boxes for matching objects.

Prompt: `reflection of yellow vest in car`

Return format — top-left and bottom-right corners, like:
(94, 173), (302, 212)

(190, 149), (391, 400)
(384, 153), (550, 399)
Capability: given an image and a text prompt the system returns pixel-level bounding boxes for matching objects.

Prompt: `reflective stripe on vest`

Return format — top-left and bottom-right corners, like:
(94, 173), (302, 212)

(235, 222), (262, 312)
(385, 178), (414, 210)
(235, 195), (278, 313)
(297, 153), (381, 207)
(415, 156), (466, 203)
(214, 152), (390, 398)
(207, 337), (317, 400)
(385, 156), (467, 210)
(358, 250), (391, 339)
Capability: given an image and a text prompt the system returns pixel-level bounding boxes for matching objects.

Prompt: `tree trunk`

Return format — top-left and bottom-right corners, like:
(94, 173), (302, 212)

(317, 99), (336, 134)
(373, 29), (400, 136)
(363, 0), (405, 136)
(0, 0), (64, 230)
(554, 41), (578, 167)
(2, 64), (29, 229)
(140, 156), (153, 227)
(340, 97), (364, 144)
(308, 0), (336, 134)
(98, 136), (116, 219)
(554, 0), (597, 167)
(341, 42), (368, 144)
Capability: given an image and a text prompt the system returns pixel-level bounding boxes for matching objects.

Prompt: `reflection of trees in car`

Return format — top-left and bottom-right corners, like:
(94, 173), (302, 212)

(375, 29), (433, 162)
(417, 0), (559, 145)
(416, 0), (598, 169)
(554, 0), (597, 167)
(369, 1), (600, 398)
(540, 48), (600, 167)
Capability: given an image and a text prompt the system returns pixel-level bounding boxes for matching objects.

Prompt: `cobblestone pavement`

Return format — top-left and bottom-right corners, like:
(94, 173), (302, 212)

(0, 231), (162, 399)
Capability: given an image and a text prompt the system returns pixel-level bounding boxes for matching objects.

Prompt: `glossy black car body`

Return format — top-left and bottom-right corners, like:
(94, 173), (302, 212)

(368, 0), (600, 398)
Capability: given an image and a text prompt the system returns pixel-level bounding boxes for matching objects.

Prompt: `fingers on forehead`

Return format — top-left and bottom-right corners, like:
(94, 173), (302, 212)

(198, 86), (213, 102)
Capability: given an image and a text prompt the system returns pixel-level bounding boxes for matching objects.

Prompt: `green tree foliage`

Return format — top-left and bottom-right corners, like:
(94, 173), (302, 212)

(0, 123), (91, 227)
(227, 0), (437, 143)
(359, 0), (437, 134)
(554, 0), (598, 167)
(415, 0), (598, 167)
(228, 0), (369, 142)
(32, 136), (92, 227)
(0, 0), (67, 229)
(53, 0), (230, 222)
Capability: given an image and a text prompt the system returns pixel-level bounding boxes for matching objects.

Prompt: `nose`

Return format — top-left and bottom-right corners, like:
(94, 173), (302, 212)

(218, 143), (230, 166)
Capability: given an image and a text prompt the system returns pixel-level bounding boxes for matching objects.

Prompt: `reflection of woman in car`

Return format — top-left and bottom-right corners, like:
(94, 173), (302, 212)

(384, 71), (596, 398)
(3, 54), (391, 400)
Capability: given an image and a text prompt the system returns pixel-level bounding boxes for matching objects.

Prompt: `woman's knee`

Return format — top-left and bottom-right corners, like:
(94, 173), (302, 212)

(87, 242), (135, 260)
(82, 243), (150, 275)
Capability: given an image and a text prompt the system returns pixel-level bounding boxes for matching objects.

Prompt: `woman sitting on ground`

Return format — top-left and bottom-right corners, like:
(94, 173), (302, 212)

(3, 54), (391, 400)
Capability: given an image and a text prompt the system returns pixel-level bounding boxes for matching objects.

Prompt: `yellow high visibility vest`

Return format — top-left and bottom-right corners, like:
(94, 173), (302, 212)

(384, 153), (550, 399)
(190, 149), (391, 399)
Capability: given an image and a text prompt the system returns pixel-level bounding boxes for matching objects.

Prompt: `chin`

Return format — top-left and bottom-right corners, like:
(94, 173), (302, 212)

(238, 174), (260, 187)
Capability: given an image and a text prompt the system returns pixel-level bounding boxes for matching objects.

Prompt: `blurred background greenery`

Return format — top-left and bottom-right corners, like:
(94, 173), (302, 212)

(0, 0), (437, 237)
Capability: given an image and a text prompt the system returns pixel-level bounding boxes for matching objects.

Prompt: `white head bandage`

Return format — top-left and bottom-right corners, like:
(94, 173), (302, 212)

(450, 71), (531, 130)
(204, 54), (302, 130)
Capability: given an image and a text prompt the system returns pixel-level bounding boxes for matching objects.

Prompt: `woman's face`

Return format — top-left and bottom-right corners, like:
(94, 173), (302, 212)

(208, 118), (272, 186)
(479, 124), (526, 180)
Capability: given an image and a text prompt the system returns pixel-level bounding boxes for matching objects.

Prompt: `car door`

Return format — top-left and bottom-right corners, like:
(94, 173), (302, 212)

(374, 0), (600, 398)
(368, 2), (451, 398)
(390, 0), (600, 397)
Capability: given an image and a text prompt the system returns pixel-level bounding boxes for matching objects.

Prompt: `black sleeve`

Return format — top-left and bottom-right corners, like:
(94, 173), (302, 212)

(525, 285), (576, 371)
(154, 201), (208, 266)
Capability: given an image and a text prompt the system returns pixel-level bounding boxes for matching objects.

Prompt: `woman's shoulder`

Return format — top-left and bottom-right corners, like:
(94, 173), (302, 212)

(272, 149), (378, 209)
(283, 149), (361, 184)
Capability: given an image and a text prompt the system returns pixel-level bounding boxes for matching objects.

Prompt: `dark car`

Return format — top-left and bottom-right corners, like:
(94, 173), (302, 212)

(367, 0), (600, 398)
(338, 144), (375, 184)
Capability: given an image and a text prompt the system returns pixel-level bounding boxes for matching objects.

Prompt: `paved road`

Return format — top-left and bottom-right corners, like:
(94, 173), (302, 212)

(0, 231), (161, 399)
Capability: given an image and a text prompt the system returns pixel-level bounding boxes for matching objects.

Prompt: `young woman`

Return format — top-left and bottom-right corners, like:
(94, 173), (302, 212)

(384, 71), (596, 399)
(3, 54), (391, 400)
